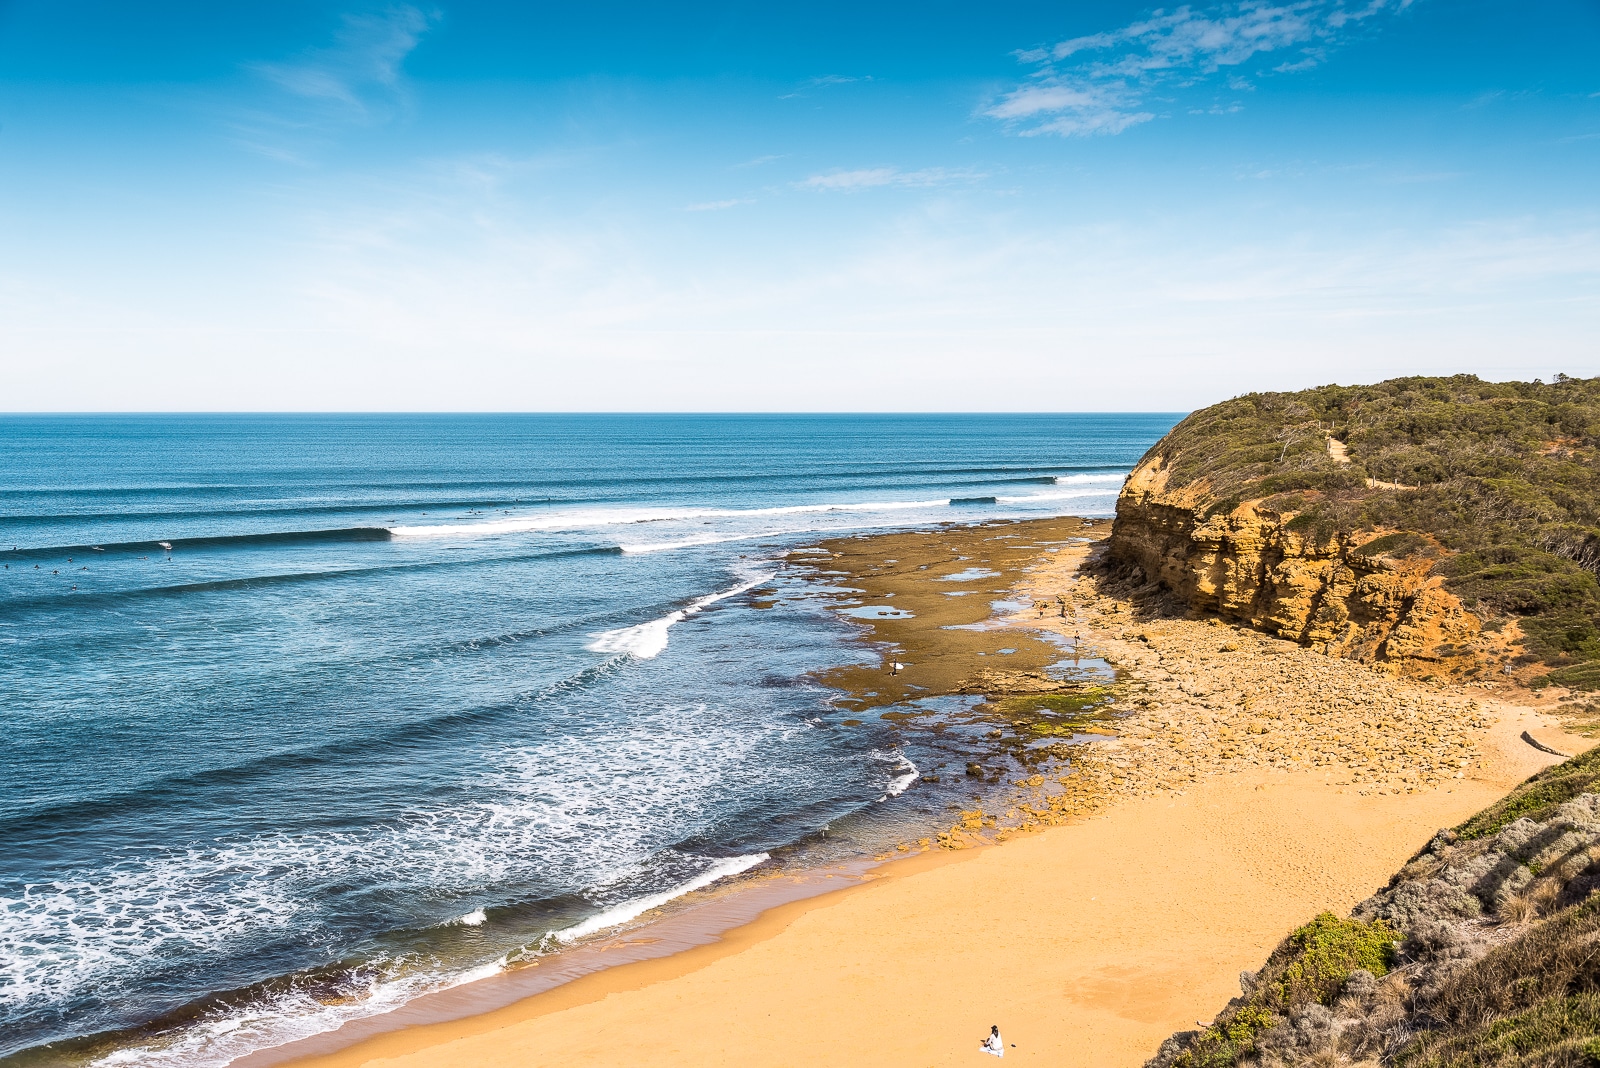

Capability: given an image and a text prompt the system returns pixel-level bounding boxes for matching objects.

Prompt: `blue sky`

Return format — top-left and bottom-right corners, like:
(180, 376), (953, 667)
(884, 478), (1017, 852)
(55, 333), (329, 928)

(1, 0), (1597, 411)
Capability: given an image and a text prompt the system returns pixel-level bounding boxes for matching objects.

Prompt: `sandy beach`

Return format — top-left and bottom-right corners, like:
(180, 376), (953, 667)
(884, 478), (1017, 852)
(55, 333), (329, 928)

(280, 518), (1590, 1068)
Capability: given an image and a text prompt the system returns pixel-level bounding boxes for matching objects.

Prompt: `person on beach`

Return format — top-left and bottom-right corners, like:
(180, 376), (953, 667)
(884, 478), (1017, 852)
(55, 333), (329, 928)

(981, 1025), (1004, 1057)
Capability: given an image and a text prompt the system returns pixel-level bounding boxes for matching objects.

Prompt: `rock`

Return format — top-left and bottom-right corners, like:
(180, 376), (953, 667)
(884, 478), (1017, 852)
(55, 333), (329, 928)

(1107, 455), (1481, 678)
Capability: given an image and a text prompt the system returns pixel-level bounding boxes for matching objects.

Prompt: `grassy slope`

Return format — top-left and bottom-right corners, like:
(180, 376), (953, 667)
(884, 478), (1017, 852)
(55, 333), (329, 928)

(1152, 747), (1600, 1068)
(1134, 375), (1600, 686)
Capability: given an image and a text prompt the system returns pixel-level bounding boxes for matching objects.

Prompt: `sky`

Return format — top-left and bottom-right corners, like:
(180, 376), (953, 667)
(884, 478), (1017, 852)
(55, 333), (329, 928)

(1, 0), (1597, 412)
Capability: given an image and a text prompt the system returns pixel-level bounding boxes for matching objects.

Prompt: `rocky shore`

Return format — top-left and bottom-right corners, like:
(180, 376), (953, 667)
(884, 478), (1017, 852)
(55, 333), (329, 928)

(958, 539), (1513, 845)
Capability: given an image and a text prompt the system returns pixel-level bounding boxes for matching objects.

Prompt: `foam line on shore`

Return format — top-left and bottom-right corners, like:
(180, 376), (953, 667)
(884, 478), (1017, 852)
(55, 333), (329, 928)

(552, 854), (771, 943)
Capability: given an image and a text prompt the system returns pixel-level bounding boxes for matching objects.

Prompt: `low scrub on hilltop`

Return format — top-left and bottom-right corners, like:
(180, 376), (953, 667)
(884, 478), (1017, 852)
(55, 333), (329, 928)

(1133, 375), (1600, 683)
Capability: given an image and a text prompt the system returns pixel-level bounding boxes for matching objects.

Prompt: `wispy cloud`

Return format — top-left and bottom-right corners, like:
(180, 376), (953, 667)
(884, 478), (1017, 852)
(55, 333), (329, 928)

(989, 0), (1416, 137)
(779, 73), (873, 99)
(250, 5), (438, 123)
(686, 198), (754, 211)
(798, 166), (984, 191)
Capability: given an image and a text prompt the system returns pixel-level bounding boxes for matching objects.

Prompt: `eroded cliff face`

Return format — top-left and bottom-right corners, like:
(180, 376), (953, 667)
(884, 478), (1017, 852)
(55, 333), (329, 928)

(1108, 456), (1482, 677)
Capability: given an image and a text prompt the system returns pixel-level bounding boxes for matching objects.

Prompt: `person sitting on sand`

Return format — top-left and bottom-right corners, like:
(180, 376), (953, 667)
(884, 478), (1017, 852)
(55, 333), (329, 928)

(981, 1025), (1004, 1057)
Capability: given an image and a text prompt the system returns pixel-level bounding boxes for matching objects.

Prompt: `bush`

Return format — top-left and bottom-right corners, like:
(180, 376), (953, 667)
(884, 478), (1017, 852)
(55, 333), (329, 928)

(1546, 662), (1600, 692)
(1457, 746), (1600, 840)
(1278, 912), (1397, 1006)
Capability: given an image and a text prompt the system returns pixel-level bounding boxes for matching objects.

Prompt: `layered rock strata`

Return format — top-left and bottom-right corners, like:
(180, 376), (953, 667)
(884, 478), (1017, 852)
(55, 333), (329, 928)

(1108, 456), (1481, 677)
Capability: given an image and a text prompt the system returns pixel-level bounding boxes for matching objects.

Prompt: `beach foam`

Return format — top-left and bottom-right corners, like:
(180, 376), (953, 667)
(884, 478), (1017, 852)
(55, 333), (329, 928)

(552, 853), (770, 943)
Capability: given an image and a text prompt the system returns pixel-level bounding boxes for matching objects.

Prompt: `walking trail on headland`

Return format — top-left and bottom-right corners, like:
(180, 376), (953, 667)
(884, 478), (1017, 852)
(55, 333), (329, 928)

(281, 518), (1588, 1068)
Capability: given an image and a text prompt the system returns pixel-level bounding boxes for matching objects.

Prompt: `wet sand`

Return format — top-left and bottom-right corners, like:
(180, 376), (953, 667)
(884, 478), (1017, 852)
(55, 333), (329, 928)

(276, 517), (1588, 1068)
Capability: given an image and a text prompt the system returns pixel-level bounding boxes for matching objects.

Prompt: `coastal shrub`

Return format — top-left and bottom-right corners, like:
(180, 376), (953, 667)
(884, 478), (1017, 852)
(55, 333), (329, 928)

(1544, 662), (1600, 692)
(1363, 532), (1432, 558)
(1277, 912), (1397, 1006)
(1167, 914), (1396, 1068)
(1398, 991), (1600, 1068)
(1424, 897), (1600, 1029)
(1128, 375), (1600, 672)
(1170, 1005), (1279, 1068)
(1457, 748), (1600, 840)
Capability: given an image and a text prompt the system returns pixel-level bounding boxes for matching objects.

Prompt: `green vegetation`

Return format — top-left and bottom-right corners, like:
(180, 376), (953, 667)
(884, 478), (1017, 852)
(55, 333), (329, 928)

(1151, 749), (1600, 1068)
(1142, 375), (1600, 675)
(995, 689), (1117, 737)
(1455, 743), (1600, 840)
(1172, 1005), (1279, 1068)
(1278, 911), (1396, 1004)
(1398, 899), (1600, 1068)
(1170, 913), (1395, 1068)
(1399, 992), (1600, 1068)
(996, 690), (1114, 717)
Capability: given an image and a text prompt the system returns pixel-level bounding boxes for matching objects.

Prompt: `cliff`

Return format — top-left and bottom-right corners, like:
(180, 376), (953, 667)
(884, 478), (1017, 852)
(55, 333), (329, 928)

(1111, 455), (1482, 677)
(1105, 376), (1600, 688)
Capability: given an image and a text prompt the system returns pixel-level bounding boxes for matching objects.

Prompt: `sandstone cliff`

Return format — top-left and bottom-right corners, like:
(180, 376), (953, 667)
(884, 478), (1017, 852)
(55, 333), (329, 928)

(1108, 453), (1484, 678)
(1100, 376), (1600, 687)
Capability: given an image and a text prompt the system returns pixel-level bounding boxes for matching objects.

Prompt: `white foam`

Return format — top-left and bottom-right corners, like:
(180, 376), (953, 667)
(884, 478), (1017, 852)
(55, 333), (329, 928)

(1053, 473), (1128, 485)
(88, 954), (507, 1068)
(553, 853), (770, 943)
(6, 705), (777, 1049)
(585, 575), (770, 659)
(454, 907), (487, 927)
(994, 488), (1120, 504)
(391, 499), (950, 540)
(878, 754), (920, 801)
(46, 698), (788, 1067)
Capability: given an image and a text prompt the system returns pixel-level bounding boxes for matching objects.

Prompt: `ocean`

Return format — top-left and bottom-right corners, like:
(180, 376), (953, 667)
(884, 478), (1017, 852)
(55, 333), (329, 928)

(0, 413), (1177, 1066)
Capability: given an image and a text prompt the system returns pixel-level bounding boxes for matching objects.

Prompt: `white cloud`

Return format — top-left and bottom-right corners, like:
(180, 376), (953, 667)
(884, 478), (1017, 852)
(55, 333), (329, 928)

(798, 166), (984, 191)
(686, 198), (754, 211)
(986, 85), (1110, 120)
(247, 6), (437, 125)
(990, 0), (1415, 137)
(7, 152), (1593, 413)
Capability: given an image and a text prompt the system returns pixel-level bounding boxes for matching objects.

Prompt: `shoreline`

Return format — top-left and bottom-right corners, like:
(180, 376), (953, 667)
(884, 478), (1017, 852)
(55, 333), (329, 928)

(267, 517), (1589, 1068)
(230, 859), (901, 1067)
(278, 737), (1583, 1068)
(232, 517), (1102, 1066)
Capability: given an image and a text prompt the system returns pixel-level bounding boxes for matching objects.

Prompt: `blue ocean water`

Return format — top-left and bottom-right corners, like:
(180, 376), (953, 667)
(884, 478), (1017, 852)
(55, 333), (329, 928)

(0, 414), (1176, 1066)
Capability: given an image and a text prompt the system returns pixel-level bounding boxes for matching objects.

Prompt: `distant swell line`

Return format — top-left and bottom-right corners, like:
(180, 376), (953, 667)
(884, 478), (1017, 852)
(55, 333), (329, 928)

(1, 527), (392, 560)
(0, 546), (625, 612)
